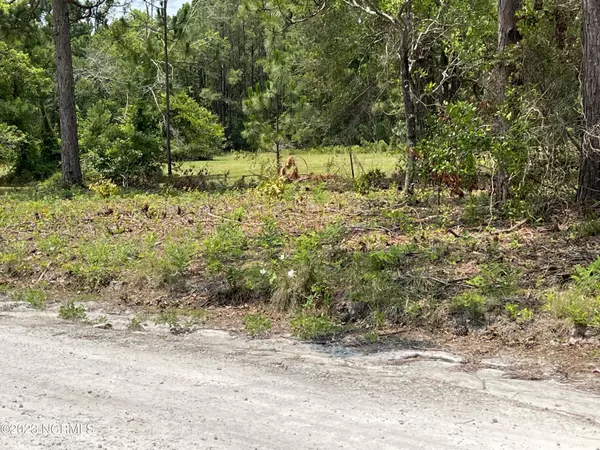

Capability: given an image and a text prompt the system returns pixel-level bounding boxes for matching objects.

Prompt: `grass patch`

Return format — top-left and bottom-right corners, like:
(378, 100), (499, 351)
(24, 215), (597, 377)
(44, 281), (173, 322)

(13, 288), (47, 310)
(290, 314), (340, 341)
(176, 152), (399, 181)
(243, 313), (272, 337)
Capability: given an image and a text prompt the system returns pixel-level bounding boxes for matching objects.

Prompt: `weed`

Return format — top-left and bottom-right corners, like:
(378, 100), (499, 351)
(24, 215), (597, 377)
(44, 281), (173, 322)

(88, 178), (119, 198)
(572, 257), (600, 295)
(243, 313), (272, 337)
(203, 221), (247, 272)
(290, 314), (340, 341)
(154, 309), (179, 327)
(0, 240), (30, 274)
(65, 240), (137, 288)
(504, 303), (534, 324)
(58, 300), (87, 320)
(572, 219), (600, 239)
(127, 316), (145, 331)
(355, 169), (387, 194)
(257, 217), (284, 251)
(466, 262), (521, 298)
(462, 192), (489, 225)
(155, 241), (197, 286)
(258, 177), (286, 198)
(544, 291), (600, 329)
(14, 288), (47, 310)
(451, 292), (486, 325)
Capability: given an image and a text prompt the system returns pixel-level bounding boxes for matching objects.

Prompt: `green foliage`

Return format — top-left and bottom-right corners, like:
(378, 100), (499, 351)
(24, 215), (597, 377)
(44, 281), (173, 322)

(451, 292), (487, 324)
(243, 313), (272, 337)
(58, 300), (87, 320)
(88, 178), (120, 198)
(544, 257), (600, 328)
(355, 169), (388, 194)
(154, 308), (180, 327)
(290, 314), (340, 341)
(418, 101), (489, 184)
(466, 263), (521, 298)
(572, 257), (600, 296)
(64, 239), (137, 288)
(203, 221), (248, 272)
(504, 303), (533, 324)
(153, 240), (198, 286)
(127, 316), (144, 331)
(80, 102), (162, 186)
(170, 92), (225, 161)
(14, 287), (47, 310)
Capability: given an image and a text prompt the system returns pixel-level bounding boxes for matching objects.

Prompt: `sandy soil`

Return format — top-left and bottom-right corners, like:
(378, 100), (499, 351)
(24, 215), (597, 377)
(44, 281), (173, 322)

(1, 305), (600, 449)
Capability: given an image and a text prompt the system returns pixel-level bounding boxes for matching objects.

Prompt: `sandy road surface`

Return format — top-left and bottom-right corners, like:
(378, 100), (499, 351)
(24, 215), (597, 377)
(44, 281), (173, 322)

(1, 307), (600, 449)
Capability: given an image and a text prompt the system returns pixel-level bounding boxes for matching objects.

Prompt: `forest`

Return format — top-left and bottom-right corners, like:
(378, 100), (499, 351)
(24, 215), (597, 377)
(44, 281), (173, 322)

(2, 0), (600, 368)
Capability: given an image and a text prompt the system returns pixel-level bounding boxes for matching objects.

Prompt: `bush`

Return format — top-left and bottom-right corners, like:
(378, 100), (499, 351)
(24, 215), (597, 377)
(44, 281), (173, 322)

(170, 92), (225, 161)
(88, 178), (119, 198)
(355, 168), (388, 193)
(80, 102), (162, 186)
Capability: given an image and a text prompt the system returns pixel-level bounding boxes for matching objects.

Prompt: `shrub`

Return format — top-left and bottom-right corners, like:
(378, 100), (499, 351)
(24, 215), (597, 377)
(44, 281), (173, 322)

(170, 92), (225, 161)
(355, 168), (388, 193)
(81, 102), (162, 186)
(88, 178), (119, 198)
(504, 302), (533, 324)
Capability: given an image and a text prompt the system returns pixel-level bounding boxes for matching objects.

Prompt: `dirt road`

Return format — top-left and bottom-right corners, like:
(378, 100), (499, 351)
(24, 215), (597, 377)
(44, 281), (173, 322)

(1, 306), (600, 449)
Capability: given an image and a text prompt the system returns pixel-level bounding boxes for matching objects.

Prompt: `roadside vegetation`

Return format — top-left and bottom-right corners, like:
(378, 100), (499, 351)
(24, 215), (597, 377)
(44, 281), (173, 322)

(2, 173), (600, 348)
(3, 0), (600, 379)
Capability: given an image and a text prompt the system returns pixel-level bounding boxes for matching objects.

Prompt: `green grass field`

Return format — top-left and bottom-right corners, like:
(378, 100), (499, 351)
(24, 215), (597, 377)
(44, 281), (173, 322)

(176, 152), (400, 180)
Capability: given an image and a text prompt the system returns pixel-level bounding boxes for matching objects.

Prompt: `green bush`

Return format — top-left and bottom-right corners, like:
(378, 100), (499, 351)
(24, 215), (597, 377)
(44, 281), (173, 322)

(170, 92), (225, 161)
(81, 102), (162, 186)
(355, 168), (388, 193)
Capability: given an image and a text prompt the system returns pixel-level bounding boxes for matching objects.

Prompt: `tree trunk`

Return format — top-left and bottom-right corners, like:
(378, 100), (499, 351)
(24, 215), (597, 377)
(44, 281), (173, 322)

(577, 0), (600, 202)
(493, 0), (521, 203)
(401, 46), (417, 194)
(162, 0), (172, 177)
(52, 0), (83, 186)
(401, 0), (417, 194)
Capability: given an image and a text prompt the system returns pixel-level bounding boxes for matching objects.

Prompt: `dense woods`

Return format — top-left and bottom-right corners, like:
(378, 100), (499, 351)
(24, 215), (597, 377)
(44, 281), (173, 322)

(0, 0), (595, 206)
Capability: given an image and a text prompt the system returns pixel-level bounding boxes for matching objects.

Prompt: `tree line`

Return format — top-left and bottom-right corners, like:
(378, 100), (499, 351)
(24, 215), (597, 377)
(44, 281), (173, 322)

(2, 0), (600, 206)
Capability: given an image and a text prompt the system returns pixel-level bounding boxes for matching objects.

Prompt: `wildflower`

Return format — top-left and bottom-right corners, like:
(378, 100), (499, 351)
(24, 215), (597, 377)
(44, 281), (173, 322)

(287, 269), (296, 278)
(279, 254), (286, 260)
(260, 269), (267, 275)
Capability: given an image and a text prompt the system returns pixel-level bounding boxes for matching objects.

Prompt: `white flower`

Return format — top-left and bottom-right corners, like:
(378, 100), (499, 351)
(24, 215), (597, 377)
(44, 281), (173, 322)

(260, 269), (267, 275)
(287, 269), (296, 278)
(279, 254), (287, 260)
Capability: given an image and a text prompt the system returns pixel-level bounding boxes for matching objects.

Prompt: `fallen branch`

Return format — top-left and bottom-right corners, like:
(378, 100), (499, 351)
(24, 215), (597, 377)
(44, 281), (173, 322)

(491, 219), (528, 235)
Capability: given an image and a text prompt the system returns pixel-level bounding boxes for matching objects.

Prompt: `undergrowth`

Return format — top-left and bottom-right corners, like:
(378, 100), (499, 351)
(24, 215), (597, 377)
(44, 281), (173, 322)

(0, 179), (598, 341)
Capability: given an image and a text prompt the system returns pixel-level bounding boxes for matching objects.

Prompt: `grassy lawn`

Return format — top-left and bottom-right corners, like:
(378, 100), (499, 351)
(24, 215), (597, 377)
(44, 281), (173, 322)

(176, 152), (400, 180)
